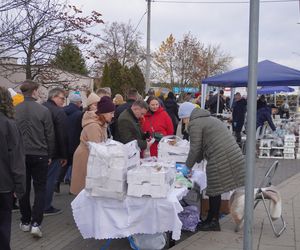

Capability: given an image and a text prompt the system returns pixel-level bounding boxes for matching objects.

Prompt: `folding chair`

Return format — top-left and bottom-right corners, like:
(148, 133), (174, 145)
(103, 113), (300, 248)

(254, 160), (286, 237)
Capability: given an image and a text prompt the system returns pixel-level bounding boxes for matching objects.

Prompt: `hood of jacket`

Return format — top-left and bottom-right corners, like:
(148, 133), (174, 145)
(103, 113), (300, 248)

(82, 111), (103, 128)
(64, 103), (81, 116)
(189, 108), (210, 121)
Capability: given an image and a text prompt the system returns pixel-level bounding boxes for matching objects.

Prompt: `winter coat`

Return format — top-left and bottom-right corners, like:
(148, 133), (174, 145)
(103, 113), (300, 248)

(232, 98), (247, 132)
(70, 111), (108, 195)
(0, 113), (26, 198)
(63, 103), (83, 165)
(118, 109), (147, 150)
(111, 99), (135, 139)
(43, 100), (68, 159)
(142, 107), (174, 156)
(164, 98), (179, 134)
(186, 108), (245, 196)
(209, 94), (225, 114)
(256, 106), (276, 131)
(15, 97), (55, 157)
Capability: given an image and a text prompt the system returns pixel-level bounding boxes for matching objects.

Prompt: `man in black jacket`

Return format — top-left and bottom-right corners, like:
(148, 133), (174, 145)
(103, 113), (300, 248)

(43, 88), (68, 216)
(0, 86), (26, 250)
(232, 92), (247, 145)
(16, 80), (55, 238)
(111, 88), (139, 139)
(55, 92), (83, 193)
(118, 100), (151, 151)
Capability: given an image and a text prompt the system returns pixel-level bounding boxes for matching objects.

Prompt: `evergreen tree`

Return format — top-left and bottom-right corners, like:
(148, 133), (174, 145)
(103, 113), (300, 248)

(101, 60), (146, 96)
(101, 59), (123, 95)
(52, 39), (88, 75)
(130, 64), (145, 95)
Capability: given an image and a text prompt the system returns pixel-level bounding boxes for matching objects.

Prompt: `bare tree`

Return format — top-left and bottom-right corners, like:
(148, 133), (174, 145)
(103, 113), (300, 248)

(92, 21), (145, 76)
(0, 0), (103, 85)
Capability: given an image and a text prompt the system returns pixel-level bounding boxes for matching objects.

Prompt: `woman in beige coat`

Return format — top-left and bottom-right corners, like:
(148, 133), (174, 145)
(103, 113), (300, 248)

(70, 96), (115, 195)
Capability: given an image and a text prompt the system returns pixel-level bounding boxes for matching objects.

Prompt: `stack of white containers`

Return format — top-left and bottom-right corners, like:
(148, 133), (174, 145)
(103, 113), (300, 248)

(127, 161), (176, 198)
(85, 140), (140, 200)
(158, 135), (190, 163)
(283, 134), (296, 159)
(258, 139), (272, 158)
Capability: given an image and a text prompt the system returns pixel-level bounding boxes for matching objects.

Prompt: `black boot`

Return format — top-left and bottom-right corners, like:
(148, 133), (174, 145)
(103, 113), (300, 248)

(197, 219), (220, 231)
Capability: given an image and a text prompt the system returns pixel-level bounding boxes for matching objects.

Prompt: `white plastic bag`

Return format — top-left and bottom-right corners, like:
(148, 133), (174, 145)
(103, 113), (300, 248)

(131, 233), (166, 250)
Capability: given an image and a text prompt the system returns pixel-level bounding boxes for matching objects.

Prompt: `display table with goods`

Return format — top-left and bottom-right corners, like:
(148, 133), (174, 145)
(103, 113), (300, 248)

(258, 114), (300, 159)
(71, 139), (193, 250)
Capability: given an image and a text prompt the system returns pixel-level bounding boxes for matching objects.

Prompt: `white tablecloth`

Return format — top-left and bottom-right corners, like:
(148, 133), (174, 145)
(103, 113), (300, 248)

(71, 187), (188, 240)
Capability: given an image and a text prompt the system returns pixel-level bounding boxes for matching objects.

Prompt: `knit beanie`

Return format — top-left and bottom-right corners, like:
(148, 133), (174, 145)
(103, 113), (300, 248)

(178, 102), (196, 119)
(68, 92), (82, 103)
(86, 92), (100, 107)
(96, 96), (115, 114)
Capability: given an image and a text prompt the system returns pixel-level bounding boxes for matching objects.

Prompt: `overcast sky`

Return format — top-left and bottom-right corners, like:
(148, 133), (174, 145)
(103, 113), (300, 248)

(73, 0), (300, 71)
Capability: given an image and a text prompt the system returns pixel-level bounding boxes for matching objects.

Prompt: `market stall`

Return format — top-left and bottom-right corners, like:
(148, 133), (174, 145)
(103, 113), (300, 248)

(71, 138), (206, 249)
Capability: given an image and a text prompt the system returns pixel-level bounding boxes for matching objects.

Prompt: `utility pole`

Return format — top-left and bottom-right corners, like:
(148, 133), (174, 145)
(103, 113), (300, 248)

(244, 1), (260, 250)
(145, 0), (151, 93)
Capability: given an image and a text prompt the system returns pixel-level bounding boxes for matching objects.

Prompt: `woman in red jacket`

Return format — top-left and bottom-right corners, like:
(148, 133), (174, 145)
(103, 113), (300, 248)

(142, 96), (174, 156)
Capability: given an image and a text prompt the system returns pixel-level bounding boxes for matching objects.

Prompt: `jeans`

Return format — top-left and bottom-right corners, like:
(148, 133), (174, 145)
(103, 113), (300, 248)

(19, 155), (48, 225)
(44, 159), (61, 211)
(57, 165), (71, 183)
(0, 192), (13, 250)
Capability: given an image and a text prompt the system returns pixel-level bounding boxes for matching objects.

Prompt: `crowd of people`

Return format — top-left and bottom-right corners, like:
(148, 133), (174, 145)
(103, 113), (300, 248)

(1, 83), (251, 249)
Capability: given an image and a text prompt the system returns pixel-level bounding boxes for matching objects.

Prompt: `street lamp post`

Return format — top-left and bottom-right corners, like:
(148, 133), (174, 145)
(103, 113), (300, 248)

(145, 0), (151, 93)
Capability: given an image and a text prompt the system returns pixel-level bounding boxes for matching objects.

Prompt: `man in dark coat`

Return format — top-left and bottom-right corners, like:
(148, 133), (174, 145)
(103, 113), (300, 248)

(232, 92), (247, 145)
(164, 92), (179, 135)
(55, 92), (83, 193)
(256, 105), (277, 132)
(0, 86), (26, 250)
(117, 100), (150, 151)
(112, 88), (139, 140)
(186, 108), (245, 231)
(257, 95), (267, 110)
(16, 80), (55, 238)
(209, 89), (225, 114)
(43, 88), (68, 215)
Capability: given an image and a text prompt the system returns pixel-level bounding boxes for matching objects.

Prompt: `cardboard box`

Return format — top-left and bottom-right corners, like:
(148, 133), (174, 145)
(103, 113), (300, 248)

(201, 199), (230, 217)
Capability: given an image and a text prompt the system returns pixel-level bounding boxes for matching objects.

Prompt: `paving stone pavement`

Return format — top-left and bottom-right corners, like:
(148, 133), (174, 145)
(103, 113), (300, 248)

(10, 159), (300, 250)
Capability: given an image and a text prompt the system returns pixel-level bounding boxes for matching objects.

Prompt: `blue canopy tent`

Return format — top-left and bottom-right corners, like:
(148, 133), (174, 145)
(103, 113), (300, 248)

(202, 60), (300, 87)
(257, 86), (295, 95)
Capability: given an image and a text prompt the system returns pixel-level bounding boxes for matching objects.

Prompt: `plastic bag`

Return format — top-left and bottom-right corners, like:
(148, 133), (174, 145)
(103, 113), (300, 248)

(178, 205), (200, 232)
(131, 233), (166, 250)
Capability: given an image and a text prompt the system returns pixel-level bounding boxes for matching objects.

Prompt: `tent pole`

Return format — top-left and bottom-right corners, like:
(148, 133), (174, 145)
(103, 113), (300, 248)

(217, 87), (220, 114)
(230, 88), (235, 109)
(244, 1), (260, 250)
(201, 84), (207, 109)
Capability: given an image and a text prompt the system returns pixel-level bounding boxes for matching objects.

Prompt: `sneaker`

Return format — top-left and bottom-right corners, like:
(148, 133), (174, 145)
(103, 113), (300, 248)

(44, 206), (62, 216)
(31, 223), (42, 238)
(197, 219), (221, 231)
(20, 222), (31, 232)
